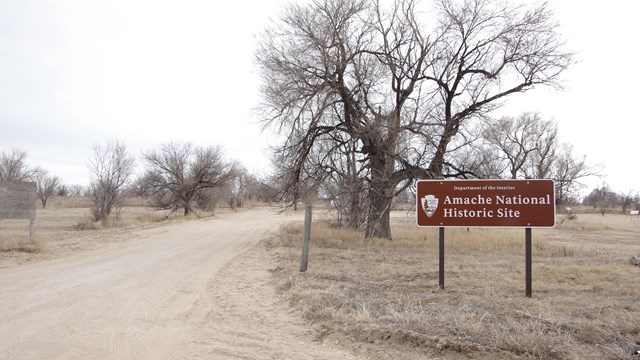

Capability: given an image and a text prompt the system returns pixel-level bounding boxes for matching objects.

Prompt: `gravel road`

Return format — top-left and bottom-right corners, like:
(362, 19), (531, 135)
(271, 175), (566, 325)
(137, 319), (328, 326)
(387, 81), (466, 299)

(0, 208), (356, 359)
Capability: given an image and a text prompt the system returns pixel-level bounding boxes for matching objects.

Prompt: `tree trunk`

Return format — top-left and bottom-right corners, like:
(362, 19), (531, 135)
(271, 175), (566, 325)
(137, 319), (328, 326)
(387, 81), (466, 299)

(346, 190), (364, 229)
(365, 143), (394, 240)
(365, 191), (392, 239)
(183, 193), (193, 216)
(429, 140), (447, 179)
(345, 142), (365, 229)
(429, 117), (458, 178)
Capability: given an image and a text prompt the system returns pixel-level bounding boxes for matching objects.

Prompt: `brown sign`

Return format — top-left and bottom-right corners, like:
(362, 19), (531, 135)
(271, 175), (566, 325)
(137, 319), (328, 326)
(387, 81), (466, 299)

(416, 179), (555, 227)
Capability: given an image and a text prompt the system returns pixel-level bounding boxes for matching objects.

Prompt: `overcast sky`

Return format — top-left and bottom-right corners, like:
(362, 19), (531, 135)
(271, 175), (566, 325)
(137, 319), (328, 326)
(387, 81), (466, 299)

(1, 0), (638, 196)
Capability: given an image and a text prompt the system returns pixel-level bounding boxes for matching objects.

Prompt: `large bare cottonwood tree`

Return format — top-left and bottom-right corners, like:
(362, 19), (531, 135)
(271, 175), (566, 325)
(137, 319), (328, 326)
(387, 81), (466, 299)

(257, 0), (572, 239)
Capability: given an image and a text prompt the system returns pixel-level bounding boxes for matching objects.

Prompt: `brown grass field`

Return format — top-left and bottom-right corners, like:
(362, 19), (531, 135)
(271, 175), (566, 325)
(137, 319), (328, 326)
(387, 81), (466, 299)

(0, 196), (220, 266)
(269, 209), (640, 359)
(2, 198), (639, 359)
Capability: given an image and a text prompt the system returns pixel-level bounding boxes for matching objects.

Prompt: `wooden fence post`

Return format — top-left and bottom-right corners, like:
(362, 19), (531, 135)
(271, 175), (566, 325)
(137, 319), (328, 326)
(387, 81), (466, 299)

(29, 218), (35, 242)
(299, 203), (312, 272)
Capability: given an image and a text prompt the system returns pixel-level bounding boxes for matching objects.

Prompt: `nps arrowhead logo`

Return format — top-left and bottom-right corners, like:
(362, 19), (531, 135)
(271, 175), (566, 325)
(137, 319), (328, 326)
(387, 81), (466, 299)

(420, 194), (439, 218)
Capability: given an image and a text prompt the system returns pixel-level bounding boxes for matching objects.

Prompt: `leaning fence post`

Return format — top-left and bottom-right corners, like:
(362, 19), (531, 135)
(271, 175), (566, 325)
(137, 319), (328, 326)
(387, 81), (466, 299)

(299, 203), (312, 272)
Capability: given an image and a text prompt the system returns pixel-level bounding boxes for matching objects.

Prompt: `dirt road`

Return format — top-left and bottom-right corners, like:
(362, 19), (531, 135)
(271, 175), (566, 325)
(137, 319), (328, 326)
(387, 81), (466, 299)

(0, 208), (356, 359)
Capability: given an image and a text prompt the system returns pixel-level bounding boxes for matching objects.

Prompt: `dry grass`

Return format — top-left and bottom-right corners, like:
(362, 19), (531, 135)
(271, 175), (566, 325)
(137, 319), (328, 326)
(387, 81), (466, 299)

(0, 234), (45, 253)
(41, 196), (94, 209)
(268, 211), (640, 359)
(72, 206), (207, 230)
(0, 196), (229, 260)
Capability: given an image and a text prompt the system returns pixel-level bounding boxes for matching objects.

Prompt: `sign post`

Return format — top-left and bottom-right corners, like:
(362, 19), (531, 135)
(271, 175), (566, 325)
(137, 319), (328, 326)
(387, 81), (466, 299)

(416, 179), (555, 297)
(525, 227), (532, 297)
(439, 227), (445, 289)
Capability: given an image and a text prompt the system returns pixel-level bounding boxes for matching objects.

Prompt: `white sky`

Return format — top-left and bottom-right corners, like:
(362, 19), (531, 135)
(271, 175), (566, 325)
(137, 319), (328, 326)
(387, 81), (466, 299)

(0, 0), (638, 196)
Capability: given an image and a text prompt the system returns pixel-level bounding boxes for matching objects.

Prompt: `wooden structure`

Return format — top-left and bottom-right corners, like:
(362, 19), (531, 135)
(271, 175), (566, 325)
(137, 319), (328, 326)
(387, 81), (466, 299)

(0, 181), (37, 241)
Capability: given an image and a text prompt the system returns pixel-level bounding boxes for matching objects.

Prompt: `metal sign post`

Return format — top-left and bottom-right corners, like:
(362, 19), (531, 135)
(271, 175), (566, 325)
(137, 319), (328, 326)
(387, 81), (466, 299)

(525, 227), (532, 298)
(439, 227), (445, 289)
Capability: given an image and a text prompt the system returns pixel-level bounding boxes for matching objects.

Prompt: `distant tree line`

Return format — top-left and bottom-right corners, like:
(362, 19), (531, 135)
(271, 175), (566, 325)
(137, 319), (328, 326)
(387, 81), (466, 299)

(582, 184), (639, 215)
(85, 140), (277, 224)
(1, 143), (279, 225)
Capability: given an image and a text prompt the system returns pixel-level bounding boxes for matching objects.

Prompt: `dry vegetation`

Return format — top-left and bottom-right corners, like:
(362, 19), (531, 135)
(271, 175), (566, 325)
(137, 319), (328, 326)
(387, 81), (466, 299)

(0, 196), (228, 267)
(3, 197), (639, 358)
(268, 210), (640, 359)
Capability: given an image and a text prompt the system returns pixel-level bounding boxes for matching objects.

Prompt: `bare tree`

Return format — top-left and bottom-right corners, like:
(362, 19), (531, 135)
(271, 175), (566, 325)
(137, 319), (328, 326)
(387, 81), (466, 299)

(34, 169), (60, 209)
(552, 143), (599, 204)
(87, 140), (135, 224)
(1, 149), (61, 208)
(226, 167), (250, 209)
(319, 135), (368, 228)
(56, 184), (68, 197)
(65, 184), (85, 197)
(481, 113), (597, 203)
(269, 129), (327, 210)
(142, 142), (238, 216)
(193, 187), (222, 212)
(257, 0), (572, 239)
(244, 175), (280, 204)
(127, 176), (154, 198)
(483, 112), (557, 179)
(619, 190), (638, 214)
(527, 122), (559, 180)
(465, 145), (505, 179)
(583, 183), (616, 215)
(0, 148), (37, 181)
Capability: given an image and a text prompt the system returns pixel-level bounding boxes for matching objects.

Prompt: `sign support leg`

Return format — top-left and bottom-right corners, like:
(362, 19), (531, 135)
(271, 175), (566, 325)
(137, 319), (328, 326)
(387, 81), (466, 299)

(525, 227), (532, 298)
(439, 227), (445, 289)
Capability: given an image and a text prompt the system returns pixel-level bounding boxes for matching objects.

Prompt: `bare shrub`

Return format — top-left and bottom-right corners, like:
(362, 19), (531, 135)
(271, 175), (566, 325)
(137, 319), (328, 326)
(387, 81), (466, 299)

(34, 169), (60, 209)
(195, 187), (222, 212)
(142, 142), (238, 216)
(0, 234), (44, 253)
(87, 139), (135, 224)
